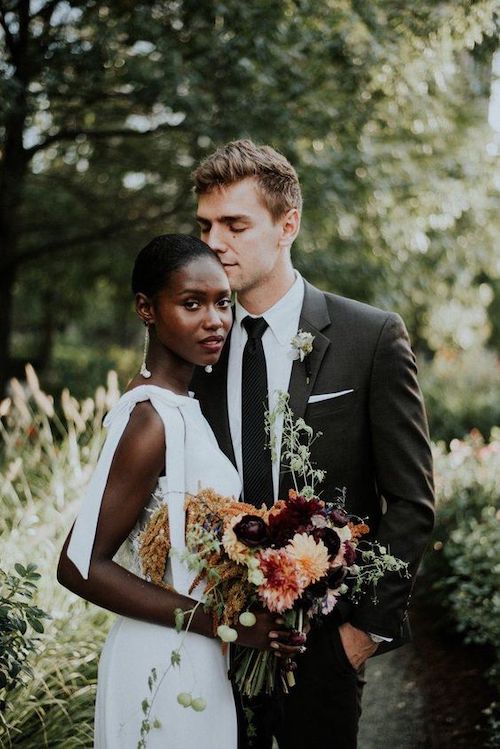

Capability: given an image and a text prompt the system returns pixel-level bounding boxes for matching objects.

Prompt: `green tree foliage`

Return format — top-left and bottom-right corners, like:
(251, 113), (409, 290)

(0, 1), (498, 392)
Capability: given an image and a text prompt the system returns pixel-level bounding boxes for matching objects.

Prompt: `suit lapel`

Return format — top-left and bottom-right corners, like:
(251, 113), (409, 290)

(287, 281), (331, 420)
(281, 281), (331, 496)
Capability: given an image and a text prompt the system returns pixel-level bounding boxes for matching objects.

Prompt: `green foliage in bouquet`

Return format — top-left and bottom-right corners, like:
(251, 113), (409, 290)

(266, 391), (326, 498)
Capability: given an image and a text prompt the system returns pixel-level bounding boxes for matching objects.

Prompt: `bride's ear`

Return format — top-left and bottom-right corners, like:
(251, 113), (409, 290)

(135, 292), (154, 325)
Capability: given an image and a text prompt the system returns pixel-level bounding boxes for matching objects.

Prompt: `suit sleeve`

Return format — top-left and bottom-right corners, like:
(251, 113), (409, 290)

(349, 313), (435, 638)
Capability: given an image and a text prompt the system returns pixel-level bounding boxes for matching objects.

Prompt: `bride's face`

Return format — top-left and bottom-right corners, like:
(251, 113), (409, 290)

(149, 256), (233, 368)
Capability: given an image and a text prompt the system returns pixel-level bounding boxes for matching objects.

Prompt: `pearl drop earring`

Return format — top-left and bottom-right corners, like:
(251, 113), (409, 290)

(140, 323), (152, 378)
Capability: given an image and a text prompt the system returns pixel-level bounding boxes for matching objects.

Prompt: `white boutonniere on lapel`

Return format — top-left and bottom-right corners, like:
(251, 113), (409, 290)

(290, 329), (315, 383)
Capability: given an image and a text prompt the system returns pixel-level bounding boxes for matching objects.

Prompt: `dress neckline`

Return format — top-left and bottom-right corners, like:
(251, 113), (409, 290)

(122, 384), (196, 402)
(104, 384), (200, 427)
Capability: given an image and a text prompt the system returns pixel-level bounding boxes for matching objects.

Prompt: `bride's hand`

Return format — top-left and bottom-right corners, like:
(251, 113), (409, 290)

(267, 616), (310, 659)
(235, 612), (309, 657)
(234, 610), (277, 650)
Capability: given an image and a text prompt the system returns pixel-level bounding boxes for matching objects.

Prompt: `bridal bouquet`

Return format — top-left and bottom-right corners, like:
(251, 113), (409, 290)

(180, 392), (408, 697)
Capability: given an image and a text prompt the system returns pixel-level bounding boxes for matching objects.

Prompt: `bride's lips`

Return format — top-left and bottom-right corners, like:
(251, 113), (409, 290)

(199, 335), (225, 353)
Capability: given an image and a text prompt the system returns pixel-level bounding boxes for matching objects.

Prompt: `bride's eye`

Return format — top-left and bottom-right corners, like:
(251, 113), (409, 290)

(217, 298), (232, 309)
(184, 300), (200, 310)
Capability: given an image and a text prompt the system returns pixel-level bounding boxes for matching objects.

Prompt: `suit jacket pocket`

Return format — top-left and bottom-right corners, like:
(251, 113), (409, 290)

(305, 388), (357, 420)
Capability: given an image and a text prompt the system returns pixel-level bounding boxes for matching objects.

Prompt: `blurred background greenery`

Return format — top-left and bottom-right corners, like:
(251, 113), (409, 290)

(1, 0), (499, 430)
(1, 1), (499, 747)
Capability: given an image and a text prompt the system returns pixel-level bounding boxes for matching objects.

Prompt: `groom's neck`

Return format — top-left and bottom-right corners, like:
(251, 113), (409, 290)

(237, 265), (296, 316)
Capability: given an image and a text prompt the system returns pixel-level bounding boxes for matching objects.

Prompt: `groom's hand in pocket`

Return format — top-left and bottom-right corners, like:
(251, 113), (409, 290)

(338, 622), (378, 669)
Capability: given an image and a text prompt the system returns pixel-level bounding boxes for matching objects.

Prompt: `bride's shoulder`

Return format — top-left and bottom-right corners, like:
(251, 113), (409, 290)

(111, 396), (165, 468)
(107, 386), (164, 431)
(106, 383), (194, 433)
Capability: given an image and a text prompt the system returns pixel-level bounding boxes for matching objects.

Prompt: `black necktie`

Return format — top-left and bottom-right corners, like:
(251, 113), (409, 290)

(241, 316), (274, 506)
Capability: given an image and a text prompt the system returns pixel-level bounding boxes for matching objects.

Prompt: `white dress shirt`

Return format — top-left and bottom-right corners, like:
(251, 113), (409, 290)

(227, 272), (305, 502)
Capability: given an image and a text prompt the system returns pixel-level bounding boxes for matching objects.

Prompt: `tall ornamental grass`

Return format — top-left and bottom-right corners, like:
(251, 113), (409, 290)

(0, 366), (119, 748)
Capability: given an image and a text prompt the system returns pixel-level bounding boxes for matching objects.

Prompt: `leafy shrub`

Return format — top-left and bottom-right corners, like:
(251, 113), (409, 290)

(1, 609), (107, 748)
(443, 504), (500, 646)
(419, 348), (500, 444)
(425, 430), (500, 743)
(429, 431), (500, 644)
(0, 564), (49, 714)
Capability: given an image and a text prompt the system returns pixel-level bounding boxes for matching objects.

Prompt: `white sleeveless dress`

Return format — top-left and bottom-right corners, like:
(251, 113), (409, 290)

(66, 385), (241, 749)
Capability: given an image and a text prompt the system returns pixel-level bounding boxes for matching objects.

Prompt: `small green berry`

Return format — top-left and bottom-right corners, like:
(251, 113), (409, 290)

(217, 625), (238, 643)
(177, 692), (192, 708)
(191, 697), (207, 712)
(239, 611), (257, 627)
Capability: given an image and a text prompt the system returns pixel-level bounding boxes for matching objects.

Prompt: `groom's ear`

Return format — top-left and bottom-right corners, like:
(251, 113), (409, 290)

(278, 207), (301, 250)
(135, 292), (155, 325)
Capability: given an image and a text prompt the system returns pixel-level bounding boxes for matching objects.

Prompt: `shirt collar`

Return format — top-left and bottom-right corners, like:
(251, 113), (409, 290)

(235, 272), (305, 346)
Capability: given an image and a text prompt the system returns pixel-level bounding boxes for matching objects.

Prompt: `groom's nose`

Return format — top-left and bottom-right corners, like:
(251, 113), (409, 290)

(205, 224), (226, 254)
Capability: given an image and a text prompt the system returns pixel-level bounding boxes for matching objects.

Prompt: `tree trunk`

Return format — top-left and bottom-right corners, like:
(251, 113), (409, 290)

(0, 268), (17, 395)
(0, 3), (32, 394)
(0, 133), (28, 393)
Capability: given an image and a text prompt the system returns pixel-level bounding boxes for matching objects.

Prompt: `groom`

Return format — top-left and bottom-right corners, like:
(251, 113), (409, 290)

(191, 139), (435, 749)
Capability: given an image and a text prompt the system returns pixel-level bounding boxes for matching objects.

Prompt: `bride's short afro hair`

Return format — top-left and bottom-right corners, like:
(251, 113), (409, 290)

(131, 234), (220, 298)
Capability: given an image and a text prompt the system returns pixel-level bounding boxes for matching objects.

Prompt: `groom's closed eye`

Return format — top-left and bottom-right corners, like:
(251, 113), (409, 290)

(196, 220), (211, 234)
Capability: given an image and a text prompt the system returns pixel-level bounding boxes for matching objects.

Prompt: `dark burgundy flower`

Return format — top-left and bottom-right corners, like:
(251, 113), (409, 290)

(312, 527), (341, 558)
(330, 508), (349, 527)
(327, 566), (347, 588)
(233, 515), (269, 547)
(305, 578), (328, 598)
(300, 577), (328, 604)
(269, 494), (325, 545)
(343, 541), (357, 566)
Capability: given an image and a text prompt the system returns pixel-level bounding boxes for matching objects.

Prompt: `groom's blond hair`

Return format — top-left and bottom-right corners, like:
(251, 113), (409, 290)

(192, 139), (302, 220)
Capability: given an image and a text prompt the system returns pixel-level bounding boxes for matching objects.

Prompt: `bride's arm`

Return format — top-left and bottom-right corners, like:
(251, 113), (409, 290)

(57, 401), (215, 638)
(58, 401), (301, 653)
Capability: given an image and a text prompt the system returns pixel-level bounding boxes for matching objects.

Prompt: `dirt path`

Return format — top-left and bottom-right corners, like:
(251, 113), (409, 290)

(358, 646), (430, 749)
(274, 603), (494, 749)
(358, 604), (495, 749)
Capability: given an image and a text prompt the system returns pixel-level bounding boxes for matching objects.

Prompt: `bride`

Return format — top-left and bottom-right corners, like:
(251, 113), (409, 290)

(57, 235), (295, 748)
